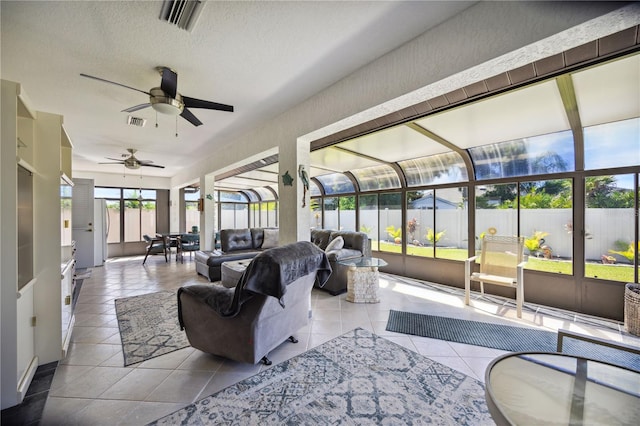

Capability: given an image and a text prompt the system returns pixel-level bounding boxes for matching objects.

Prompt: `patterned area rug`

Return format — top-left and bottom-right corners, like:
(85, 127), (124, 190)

(386, 310), (640, 371)
(148, 328), (491, 425)
(115, 291), (190, 366)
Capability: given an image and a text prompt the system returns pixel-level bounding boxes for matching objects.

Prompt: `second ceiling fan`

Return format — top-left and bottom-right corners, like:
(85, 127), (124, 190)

(80, 66), (233, 126)
(101, 148), (164, 170)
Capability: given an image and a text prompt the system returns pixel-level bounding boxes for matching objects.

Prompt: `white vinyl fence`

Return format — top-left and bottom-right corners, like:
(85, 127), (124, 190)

(322, 208), (635, 262)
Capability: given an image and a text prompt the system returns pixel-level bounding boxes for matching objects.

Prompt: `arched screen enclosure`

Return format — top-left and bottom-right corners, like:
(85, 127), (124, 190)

(213, 46), (639, 320)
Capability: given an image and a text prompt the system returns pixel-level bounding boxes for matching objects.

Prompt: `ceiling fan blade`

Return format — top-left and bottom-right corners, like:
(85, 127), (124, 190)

(141, 163), (165, 169)
(99, 161), (125, 165)
(105, 157), (126, 161)
(122, 103), (151, 113)
(182, 96), (234, 112)
(180, 107), (203, 126)
(160, 67), (178, 98)
(80, 73), (150, 96)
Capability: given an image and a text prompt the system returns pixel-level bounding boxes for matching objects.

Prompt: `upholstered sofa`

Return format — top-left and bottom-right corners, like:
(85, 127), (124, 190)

(195, 228), (279, 281)
(178, 241), (331, 364)
(195, 227), (369, 295)
(310, 229), (370, 295)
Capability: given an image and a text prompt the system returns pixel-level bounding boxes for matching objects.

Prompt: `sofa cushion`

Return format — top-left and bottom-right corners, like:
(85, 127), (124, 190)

(261, 228), (279, 249)
(311, 229), (332, 250)
(250, 228), (264, 249)
(222, 228), (254, 252)
(325, 236), (344, 252)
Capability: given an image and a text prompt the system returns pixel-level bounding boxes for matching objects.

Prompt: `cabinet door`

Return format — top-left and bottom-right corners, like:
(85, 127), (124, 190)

(72, 179), (95, 269)
(16, 284), (35, 401)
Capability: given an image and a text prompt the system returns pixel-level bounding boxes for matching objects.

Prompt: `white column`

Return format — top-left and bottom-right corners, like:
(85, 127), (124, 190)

(200, 174), (217, 251)
(278, 138), (310, 244)
(169, 187), (180, 232)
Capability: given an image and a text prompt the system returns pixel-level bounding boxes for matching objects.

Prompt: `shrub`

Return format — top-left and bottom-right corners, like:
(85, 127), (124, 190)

(385, 226), (402, 244)
(426, 228), (445, 245)
(609, 241), (638, 263)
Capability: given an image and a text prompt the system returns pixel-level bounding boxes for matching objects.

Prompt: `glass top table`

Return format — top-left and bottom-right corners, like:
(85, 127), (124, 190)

(485, 352), (640, 425)
(338, 257), (387, 303)
(337, 257), (388, 268)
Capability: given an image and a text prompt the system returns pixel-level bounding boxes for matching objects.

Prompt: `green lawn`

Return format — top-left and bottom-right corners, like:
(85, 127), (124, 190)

(374, 241), (635, 282)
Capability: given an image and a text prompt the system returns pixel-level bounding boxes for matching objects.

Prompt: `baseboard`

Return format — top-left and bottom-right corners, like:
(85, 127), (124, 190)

(16, 356), (38, 403)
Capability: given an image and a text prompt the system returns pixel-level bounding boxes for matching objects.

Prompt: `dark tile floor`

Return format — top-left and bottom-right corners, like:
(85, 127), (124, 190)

(0, 278), (86, 425)
(1, 361), (58, 426)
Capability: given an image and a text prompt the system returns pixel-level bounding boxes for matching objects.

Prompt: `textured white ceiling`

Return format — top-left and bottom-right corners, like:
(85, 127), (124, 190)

(1, 0), (473, 178)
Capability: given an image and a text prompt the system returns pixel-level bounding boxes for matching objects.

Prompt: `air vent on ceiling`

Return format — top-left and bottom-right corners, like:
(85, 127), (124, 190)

(159, 0), (204, 32)
(127, 116), (146, 127)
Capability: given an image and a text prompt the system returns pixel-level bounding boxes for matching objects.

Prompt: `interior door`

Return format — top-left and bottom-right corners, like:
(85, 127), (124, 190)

(72, 179), (95, 269)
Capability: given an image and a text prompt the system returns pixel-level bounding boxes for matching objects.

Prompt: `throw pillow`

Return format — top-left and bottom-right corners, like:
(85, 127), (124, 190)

(262, 228), (279, 249)
(325, 236), (344, 252)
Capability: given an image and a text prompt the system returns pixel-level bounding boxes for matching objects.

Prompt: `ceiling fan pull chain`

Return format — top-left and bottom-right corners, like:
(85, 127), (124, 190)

(175, 116), (178, 137)
(155, 111), (158, 128)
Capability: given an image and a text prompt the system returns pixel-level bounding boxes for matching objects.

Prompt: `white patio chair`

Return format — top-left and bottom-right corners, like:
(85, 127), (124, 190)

(465, 235), (526, 318)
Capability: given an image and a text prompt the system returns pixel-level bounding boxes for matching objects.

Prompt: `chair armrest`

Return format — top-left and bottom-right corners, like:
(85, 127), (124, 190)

(465, 255), (478, 265)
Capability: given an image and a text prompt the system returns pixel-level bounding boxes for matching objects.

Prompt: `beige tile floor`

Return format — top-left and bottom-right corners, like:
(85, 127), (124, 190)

(41, 254), (640, 425)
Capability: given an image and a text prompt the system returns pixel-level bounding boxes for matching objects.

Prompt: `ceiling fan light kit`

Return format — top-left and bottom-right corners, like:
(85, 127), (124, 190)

(149, 87), (184, 115)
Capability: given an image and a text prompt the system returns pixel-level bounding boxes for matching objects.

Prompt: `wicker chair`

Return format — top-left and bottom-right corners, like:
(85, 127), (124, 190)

(465, 235), (526, 318)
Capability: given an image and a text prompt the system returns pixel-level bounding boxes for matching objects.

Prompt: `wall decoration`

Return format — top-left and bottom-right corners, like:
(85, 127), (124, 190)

(282, 171), (294, 186)
(298, 165), (310, 207)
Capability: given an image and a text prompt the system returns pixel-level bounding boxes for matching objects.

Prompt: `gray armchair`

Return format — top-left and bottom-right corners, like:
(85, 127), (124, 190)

(177, 241), (331, 365)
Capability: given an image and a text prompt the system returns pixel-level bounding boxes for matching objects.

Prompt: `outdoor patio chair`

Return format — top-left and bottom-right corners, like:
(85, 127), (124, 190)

(464, 235), (526, 318)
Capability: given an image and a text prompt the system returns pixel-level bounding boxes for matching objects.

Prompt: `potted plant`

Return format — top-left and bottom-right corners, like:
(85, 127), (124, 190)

(524, 231), (548, 256)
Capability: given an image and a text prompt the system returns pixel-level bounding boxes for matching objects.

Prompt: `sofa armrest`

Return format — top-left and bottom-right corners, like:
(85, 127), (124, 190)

(326, 248), (363, 262)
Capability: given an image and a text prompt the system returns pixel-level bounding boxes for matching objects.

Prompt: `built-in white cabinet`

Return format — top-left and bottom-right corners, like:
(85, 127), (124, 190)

(61, 251), (76, 357)
(1, 80), (74, 409)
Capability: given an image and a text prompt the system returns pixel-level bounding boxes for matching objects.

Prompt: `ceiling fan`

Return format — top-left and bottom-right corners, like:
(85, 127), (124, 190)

(80, 66), (233, 126)
(100, 148), (165, 170)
